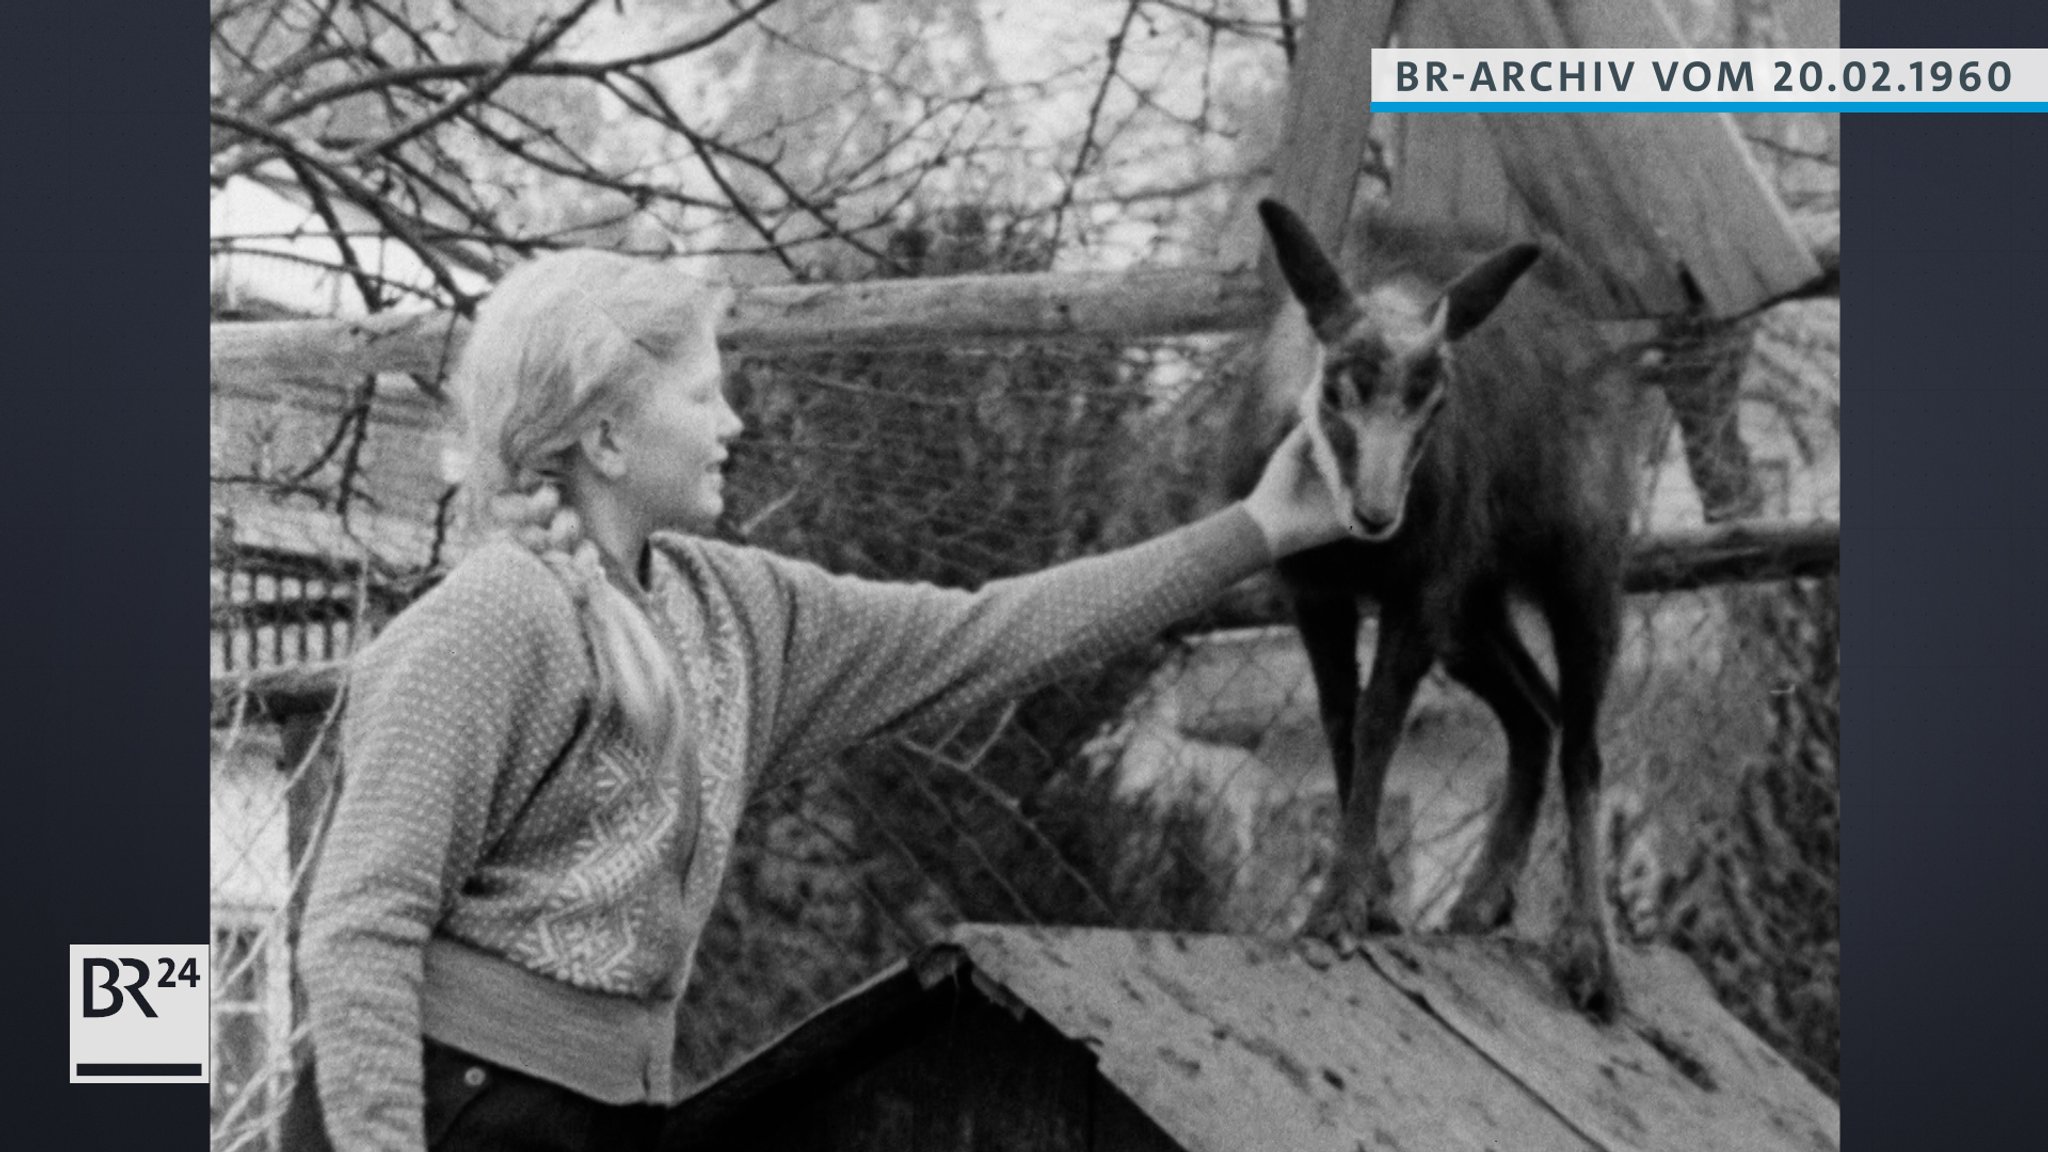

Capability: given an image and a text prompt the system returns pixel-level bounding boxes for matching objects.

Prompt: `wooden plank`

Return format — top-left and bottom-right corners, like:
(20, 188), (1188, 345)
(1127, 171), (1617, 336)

(1536, 0), (1823, 313)
(1250, 0), (1399, 449)
(211, 268), (1269, 391)
(209, 249), (1833, 396)
(1262, 0), (1401, 276)
(1385, 2), (1533, 247)
(1624, 520), (1838, 593)
(952, 926), (1601, 1152)
(212, 218), (1834, 396)
(1773, 0), (1839, 50)
(1360, 937), (1839, 1152)
(1388, 108), (1530, 244)
(209, 519), (1839, 724)
(1393, 0), (1822, 319)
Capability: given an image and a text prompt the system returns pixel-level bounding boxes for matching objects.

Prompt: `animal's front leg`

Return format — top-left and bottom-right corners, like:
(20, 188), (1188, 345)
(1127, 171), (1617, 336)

(1442, 607), (1560, 935)
(1302, 608), (1436, 942)
(1291, 592), (1361, 807)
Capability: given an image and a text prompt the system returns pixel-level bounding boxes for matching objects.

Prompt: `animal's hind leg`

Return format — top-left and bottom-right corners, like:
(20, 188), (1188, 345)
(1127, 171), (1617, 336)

(1302, 605), (1436, 941)
(1544, 573), (1626, 1022)
(1441, 602), (1560, 935)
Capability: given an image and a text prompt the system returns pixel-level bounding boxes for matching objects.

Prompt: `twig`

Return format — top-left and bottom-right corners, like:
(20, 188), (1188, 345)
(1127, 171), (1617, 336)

(280, 154), (386, 312)
(210, 111), (473, 304)
(256, 0), (786, 129)
(590, 0), (789, 71)
(1048, 0), (1144, 252)
(342, 0), (602, 164)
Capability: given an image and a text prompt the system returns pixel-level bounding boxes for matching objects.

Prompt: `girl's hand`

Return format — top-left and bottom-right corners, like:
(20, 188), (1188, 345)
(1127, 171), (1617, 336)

(1242, 423), (1354, 558)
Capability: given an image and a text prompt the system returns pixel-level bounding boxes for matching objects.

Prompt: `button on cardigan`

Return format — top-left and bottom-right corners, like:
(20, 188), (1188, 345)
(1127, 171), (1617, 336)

(300, 504), (1273, 1151)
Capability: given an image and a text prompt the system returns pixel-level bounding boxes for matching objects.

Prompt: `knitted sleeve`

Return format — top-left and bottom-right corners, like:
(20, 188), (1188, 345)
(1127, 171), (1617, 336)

(298, 544), (591, 1152)
(754, 504), (1273, 772)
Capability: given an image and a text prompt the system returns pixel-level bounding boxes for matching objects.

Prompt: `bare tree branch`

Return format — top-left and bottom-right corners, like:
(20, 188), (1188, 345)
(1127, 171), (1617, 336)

(343, 0), (603, 164)
(211, 244), (447, 307)
(1145, 0), (1291, 38)
(214, 0), (1285, 300)
(280, 153), (387, 312)
(255, 0), (790, 131)
(212, 110), (477, 302)
(1048, 0), (1144, 251)
(586, 0), (791, 71)
(604, 71), (904, 272)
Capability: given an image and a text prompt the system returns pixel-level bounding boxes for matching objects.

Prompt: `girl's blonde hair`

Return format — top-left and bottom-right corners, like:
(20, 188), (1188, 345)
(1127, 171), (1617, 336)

(447, 249), (729, 768)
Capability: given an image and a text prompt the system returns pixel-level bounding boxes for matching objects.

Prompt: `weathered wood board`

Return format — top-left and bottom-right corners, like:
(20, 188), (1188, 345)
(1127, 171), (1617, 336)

(1389, 0), (1823, 319)
(214, 518), (1838, 722)
(954, 926), (1604, 1152)
(664, 926), (1840, 1152)
(211, 268), (1269, 392)
(1261, 0), (1402, 276)
(1774, 0), (1840, 52)
(1361, 936), (1840, 1152)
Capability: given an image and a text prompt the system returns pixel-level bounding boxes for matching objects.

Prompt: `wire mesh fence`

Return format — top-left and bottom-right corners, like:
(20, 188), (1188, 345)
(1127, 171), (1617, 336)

(207, 246), (1838, 1150)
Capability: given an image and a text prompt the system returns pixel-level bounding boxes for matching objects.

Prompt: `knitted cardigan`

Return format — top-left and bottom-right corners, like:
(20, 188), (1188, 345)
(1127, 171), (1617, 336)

(299, 505), (1272, 1151)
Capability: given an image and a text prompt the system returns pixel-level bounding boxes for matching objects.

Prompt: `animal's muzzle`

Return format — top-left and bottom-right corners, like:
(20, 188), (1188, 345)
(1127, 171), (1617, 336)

(1352, 508), (1401, 541)
(1346, 420), (1425, 540)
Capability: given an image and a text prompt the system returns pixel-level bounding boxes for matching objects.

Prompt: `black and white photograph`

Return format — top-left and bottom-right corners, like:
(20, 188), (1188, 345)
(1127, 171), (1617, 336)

(206, 1), (1842, 1149)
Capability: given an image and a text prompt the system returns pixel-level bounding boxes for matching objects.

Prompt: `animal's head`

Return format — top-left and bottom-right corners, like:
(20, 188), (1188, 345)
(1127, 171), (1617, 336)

(1256, 198), (1540, 541)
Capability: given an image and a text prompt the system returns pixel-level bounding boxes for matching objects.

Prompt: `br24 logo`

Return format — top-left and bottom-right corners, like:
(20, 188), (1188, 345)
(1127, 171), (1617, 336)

(81, 956), (201, 1018)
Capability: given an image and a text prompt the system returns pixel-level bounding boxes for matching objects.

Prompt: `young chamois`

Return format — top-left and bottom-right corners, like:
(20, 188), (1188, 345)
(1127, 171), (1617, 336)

(1254, 199), (1642, 1021)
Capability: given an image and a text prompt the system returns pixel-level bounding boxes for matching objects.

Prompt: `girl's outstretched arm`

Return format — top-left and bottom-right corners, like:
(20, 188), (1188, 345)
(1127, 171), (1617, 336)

(751, 423), (1350, 770)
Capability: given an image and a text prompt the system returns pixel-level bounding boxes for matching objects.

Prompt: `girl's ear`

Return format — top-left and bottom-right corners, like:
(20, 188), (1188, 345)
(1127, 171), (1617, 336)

(576, 415), (629, 480)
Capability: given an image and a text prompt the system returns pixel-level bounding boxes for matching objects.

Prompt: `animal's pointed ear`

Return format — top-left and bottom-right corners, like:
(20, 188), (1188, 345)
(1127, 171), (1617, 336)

(1436, 243), (1542, 341)
(1257, 198), (1360, 339)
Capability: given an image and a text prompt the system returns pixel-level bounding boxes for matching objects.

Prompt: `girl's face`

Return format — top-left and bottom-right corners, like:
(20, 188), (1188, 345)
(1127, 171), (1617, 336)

(612, 338), (744, 534)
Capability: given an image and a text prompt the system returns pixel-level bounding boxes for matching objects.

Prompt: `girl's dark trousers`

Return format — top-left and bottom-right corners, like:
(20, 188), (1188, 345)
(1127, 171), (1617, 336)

(280, 1038), (668, 1151)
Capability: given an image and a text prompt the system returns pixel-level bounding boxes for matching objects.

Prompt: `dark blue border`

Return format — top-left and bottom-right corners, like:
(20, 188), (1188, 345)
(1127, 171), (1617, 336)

(1, 4), (208, 1146)
(1845, 4), (2048, 1148)
(2, 1), (2043, 1147)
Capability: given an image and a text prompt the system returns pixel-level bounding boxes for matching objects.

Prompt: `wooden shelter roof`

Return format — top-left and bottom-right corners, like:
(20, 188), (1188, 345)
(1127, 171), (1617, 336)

(670, 925), (1839, 1152)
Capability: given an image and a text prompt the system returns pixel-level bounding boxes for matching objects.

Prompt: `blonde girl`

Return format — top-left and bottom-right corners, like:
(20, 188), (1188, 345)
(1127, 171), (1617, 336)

(299, 249), (1350, 1151)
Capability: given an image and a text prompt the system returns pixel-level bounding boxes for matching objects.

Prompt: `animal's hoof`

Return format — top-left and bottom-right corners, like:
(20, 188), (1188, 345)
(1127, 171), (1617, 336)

(1573, 972), (1621, 1024)
(1301, 892), (1395, 944)
(1442, 887), (1516, 935)
(1550, 924), (1623, 1024)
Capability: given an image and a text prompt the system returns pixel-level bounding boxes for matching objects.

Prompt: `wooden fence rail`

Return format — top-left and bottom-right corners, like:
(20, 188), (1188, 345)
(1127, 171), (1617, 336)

(210, 217), (1838, 396)
(212, 518), (1838, 725)
(211, 268), (1271, 394)
(1622, 520), (1838, 594)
